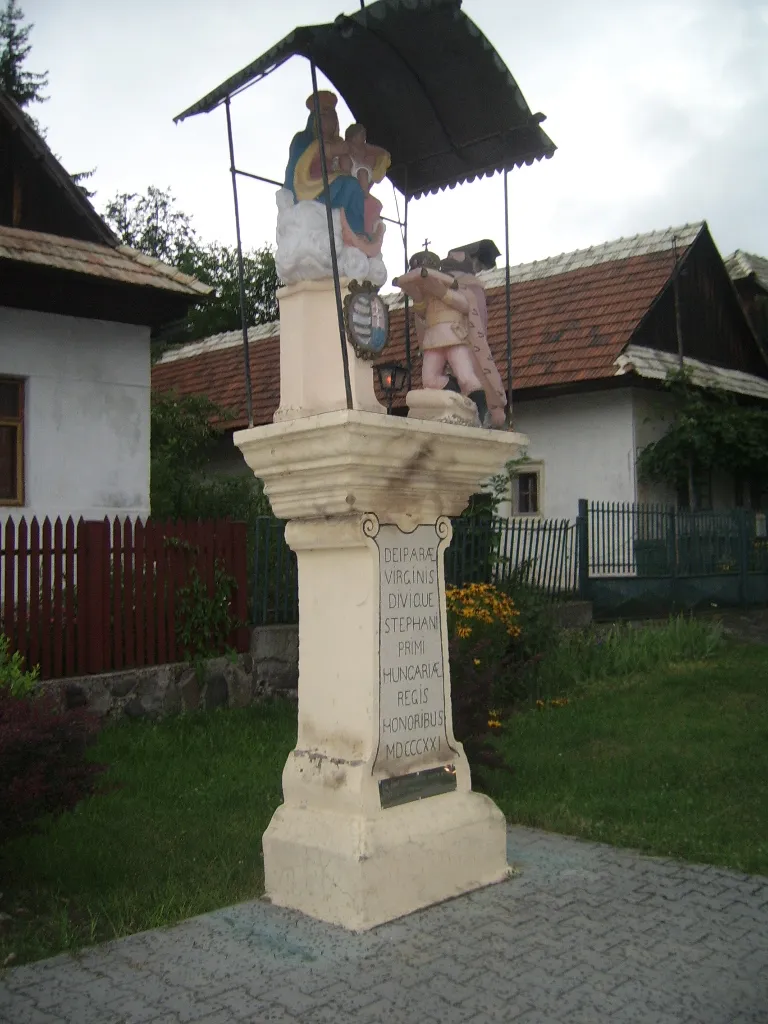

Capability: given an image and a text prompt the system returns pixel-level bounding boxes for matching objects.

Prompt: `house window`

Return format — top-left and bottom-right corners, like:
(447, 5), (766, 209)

(0, 378), (24, 505)
(736, 477), (768, 512)
(677, 470), (712, 511)
(513, 470), (541, 516)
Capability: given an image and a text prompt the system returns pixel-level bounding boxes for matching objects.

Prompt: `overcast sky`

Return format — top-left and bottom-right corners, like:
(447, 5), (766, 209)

(22, 0), (768, 275)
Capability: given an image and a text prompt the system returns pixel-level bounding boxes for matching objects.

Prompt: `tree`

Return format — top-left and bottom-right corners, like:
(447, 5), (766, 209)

(104, 187), (279, 355)
(104, 187), (197, 267)
(637, 371), (768, 507)
(0, 0), (47, 113)
(150, 390), (271, 522)
(1, 1), (96, 195)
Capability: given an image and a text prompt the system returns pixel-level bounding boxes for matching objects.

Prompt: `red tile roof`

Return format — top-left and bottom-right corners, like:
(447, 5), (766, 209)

(152, 230), (694, 428)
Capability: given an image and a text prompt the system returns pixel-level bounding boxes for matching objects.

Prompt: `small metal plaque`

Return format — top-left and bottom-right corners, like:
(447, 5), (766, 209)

(379, 764), (457, 809)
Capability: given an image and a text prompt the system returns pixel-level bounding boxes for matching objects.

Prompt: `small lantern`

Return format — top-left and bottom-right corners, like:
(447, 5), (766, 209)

(374, 362), (408, 413)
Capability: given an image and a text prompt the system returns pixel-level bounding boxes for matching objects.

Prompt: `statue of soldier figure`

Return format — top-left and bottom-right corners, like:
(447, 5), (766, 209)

(394, 248), (507, 429)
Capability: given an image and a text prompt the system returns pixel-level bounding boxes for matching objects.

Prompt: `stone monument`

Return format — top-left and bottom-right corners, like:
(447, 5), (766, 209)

(234, 94), (529, 930)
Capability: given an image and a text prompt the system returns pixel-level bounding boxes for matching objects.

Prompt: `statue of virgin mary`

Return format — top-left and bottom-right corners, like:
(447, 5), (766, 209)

(276, 91), (390, 284)
(284, 91), (389, 246)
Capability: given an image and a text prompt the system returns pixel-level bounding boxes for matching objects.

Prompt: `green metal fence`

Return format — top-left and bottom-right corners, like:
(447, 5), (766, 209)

(251, 518), (298, 626)
(579, 499), (768, 615)
(446, 515), (577, 596)
(252, 514), (577, 626)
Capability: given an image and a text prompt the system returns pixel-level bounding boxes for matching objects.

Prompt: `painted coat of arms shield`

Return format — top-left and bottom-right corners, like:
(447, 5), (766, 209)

(344, 279), (390, 360)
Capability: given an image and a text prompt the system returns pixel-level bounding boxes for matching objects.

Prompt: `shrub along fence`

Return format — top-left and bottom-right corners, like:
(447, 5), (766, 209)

(579, 499), (768, 615)
(251, 514), (578, 626)
(0, 517), (249, 680)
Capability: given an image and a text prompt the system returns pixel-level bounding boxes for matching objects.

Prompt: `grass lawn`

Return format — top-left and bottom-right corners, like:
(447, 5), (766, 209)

(487, 642), (768, 876)
(1, 638), (767, 966)
(0, 700), (297, 967)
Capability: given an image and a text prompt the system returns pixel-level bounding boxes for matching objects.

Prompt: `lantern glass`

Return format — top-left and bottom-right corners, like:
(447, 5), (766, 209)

(374, 362), (408, 412)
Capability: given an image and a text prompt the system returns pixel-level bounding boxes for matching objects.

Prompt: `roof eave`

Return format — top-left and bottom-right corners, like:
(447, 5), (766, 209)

(0, 92), (118, 247)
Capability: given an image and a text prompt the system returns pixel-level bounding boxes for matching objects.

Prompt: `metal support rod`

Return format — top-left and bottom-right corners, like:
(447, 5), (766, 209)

(503, 167), (513, 428)
(234, 168), (284, 188)
(225, 98), (254, 428)
(403, 183), (412, 391)
(310, 61), (353, 410)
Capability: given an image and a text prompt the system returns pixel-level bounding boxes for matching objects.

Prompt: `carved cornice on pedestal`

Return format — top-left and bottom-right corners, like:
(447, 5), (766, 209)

(234, 409), (529, 526)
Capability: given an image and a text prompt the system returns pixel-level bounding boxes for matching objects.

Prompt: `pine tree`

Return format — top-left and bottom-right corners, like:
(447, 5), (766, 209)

(0, 2), (96, 196)
(0, 0), (48, 110)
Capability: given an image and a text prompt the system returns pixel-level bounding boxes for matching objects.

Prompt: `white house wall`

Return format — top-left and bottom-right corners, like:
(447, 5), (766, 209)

(502, 388), (637, 522)
(0, 307), (150, 523)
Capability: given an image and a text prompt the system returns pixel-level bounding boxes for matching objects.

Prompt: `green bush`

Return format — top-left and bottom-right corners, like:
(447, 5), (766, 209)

(0, 634), (39, 698)
(530, 615), (725, 700)
(445, 583), (523, 777)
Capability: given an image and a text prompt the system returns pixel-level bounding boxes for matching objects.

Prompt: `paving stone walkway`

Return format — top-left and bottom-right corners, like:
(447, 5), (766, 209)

(1, 826), (767, 1024)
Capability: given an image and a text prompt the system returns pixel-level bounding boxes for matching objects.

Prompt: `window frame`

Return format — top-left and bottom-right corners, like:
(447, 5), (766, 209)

(0, 377), (25, 507)
(511, 465), (543, 518)
(677, 469), (712, 512)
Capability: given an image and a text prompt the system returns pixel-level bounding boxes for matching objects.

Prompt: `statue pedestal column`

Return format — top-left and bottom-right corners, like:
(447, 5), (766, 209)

(273, 277), (385, 421)
(235, 409), (529, 930)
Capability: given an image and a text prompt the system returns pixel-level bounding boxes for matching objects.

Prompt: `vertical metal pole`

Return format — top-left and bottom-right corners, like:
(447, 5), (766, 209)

(671, 234), (695, 510)
(225, 98), (254, 428)
(310, 61), (354, 410)
(403, 184), (412, 391)
(503, 168), (513, 428)
(577, 498), (589, 599)
(672, 235), (684, 372)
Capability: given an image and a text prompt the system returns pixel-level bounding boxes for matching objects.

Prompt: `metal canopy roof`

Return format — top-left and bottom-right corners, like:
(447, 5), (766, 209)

(173, 0), (556, 199)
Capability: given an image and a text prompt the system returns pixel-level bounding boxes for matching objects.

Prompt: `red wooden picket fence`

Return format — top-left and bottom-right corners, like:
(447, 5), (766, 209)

(0, 517), (249, 680)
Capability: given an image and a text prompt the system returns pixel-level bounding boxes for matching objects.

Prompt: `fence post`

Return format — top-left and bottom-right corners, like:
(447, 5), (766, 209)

(667, 506), (678, 609)
(576, 499), (589, 599)
(78, 519), (109, 674)
(232, 521), (249, 652)
(737, 507), (750, 607)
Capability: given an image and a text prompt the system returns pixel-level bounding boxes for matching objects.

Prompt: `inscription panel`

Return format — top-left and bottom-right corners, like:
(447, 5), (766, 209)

(372, 522), (454, 777)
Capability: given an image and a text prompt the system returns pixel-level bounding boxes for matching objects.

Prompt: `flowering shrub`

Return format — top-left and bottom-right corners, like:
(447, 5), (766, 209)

(445, 583), (522, 776)
(0, 634), (39, 698)
(0, 662), (105, 843)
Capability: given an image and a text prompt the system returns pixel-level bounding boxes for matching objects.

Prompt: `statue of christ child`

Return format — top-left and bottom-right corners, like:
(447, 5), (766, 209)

(340, 123), (387, 241)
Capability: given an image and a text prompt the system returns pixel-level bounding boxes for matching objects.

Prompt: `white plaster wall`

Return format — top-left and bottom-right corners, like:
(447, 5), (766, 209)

(0, 307), (150, 523)
(498, 388), (637, 523)
(632, 388), (679, 507)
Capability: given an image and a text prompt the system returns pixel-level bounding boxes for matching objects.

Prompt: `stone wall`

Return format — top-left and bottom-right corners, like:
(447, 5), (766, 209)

(40, 625), (300, 722)
(38, 605), (591, 721)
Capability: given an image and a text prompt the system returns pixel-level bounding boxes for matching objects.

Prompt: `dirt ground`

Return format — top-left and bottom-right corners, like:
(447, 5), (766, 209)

(698, 606), (768, 645)
(621, 606), (768, 645)
(608, 606), (768, 645)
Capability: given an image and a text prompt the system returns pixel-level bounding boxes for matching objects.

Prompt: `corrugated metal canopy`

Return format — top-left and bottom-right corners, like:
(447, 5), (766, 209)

(173, 0), (556, 199)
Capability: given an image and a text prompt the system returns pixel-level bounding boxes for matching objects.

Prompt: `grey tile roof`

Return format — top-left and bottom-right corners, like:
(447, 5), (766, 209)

(0, 225), (213, 298)
(725, 250), (768, 292)
(616, 345), (768, 401)
(157, 321), (279, 364)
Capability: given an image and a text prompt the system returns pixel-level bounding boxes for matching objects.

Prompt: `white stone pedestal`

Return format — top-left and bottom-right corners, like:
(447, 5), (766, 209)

(235, 409), (529, 929)
(234, 277), (528, 929)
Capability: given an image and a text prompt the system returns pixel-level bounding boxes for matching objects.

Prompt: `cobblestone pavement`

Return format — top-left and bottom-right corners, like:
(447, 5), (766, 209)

(1, 826), (767, 1024)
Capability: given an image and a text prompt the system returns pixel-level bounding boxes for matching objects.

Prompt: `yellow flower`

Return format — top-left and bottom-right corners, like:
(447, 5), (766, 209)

(473, 658), (481, 666)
